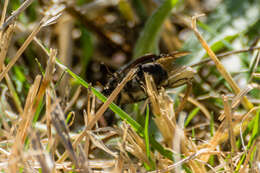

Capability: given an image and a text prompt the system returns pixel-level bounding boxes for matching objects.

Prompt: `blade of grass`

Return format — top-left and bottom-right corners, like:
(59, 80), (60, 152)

(184, 107), (200, 127)
(0, 0), (34, 31)
(131, 0), (147, 21)
(144, 105), (155, 170)
(133, 0), (179, 58)
(0, 16), (47, 82)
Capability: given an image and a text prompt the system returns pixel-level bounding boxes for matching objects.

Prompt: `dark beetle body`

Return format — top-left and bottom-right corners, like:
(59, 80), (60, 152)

(102, 52), (195, 105)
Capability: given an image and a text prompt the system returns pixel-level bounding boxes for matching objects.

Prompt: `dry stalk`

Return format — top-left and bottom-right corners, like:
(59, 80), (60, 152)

(0, 0), (11, 69)
(7, 48), (56, 172)
(116, 123), (136, 172)
(64, 86), (81, 113)
(46, 88), (52, 149)
(191, 14), (253, 117)
(0, 0), (9, 40)
(219, 84), (255, 120)
(30, 131), (53, 173)
(0, 16), (47, 81)
(86, 130), (118, 158)
(51, 102), (82, 169)
(0, 0), (9, 24)
(168, 90), (211, 119)
(0, 0), (34, 31)
(223, 95), (237, 153)
(191, 46), (260, 68)
(175, 82), (192, 117)
(148, 149), (220, 173)
(8, 75), (41, 172)
(121, 123), (152, 167)
(223, 95), (236, 171)
(145, 73), (175, 146)
(199, 106), (260, 162)
(0, 24), (23, 114)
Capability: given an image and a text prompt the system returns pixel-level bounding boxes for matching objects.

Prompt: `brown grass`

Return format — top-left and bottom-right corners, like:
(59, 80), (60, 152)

(0, 1), (260, 173)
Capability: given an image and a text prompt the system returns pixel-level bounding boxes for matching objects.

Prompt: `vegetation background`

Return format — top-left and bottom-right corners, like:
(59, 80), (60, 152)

(0, 0), (259, 172)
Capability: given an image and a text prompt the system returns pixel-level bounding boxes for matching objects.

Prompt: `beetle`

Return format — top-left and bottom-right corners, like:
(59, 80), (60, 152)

(102, 52), (196, 105)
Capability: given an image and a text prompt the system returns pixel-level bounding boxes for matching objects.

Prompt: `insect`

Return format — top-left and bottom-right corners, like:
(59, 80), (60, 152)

(102, 52), (196, 105)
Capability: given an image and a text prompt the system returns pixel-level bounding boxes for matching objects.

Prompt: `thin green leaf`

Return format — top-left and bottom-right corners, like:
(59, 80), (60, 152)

(210, 112), (215, 137)
(66, 112), (73, 125)
(184, 107), (200, 127)
(144, 105), (155, 170)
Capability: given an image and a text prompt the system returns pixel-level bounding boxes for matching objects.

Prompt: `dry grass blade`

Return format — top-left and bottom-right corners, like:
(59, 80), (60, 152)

(8, 75), (41, 172)
(46, 88), (52, 147)
(144, 73), (175, 146)
(64, 86), (81, 113)
(0, 24), (14, 70)
(168, 90), (211, 119)
(148, 149), (219, 173)
(144, 73), (206, 172)
(223, 95), (236, 171)
(0, 24), (23, 114)
(31, 132), (53, 173)
(0, 0), (9, 26)
(191, 46), (260, 68)
(223, 96), (237, 153)
(0, 0), (9, 44)
(175, 82), (192, 117)
(0, 13), (61, 82)
(15, 76), (42, 143)
(219, 84), (255, 120)
(0, 17), (45, 81)
(0, 0), (34, 31)
(200, 106), (260, 162)
(7, 48), (57, 172)
(51, 103), (80, 168)
(116, 124), (136, 172)
(191, 14), (253, 114)
(121, 123), (151, 167)
(86, 130), (118, 158)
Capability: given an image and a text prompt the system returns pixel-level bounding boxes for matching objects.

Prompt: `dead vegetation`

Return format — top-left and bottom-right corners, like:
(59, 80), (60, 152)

(0, 0), (260, 172)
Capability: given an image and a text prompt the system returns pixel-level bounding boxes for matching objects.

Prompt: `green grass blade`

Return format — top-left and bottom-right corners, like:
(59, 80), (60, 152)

(184, 107), (200, 127)
(133, 0), (179, 58)
(144, 105), (150, 159)
(144, 105), (155, 170)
